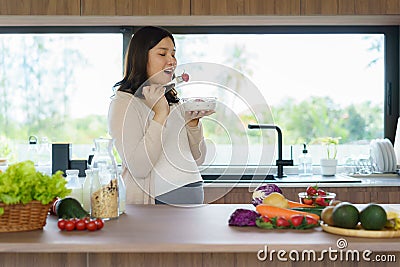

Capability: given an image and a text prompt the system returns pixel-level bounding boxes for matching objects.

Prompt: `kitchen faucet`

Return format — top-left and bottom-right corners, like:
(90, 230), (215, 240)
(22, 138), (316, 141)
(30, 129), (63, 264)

(248, 124), (294, 178)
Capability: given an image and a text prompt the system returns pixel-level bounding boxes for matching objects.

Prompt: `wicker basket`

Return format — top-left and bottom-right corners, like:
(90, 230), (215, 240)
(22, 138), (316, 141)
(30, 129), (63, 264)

(0, 200), (53, 232)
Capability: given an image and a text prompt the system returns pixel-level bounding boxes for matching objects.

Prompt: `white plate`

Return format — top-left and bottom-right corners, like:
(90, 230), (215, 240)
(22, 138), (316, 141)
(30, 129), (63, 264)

(394, 118), (400, 166)
(382, 140), (393, 172)
(384, 138), (397, 172)
(369, 140), (377, 171)
(384, 139), (394, 172)
(370, 139), (384, 172)
(390, 139), (397, 171)
(377, 139), (389, 172)
(378, 139), (389, 172)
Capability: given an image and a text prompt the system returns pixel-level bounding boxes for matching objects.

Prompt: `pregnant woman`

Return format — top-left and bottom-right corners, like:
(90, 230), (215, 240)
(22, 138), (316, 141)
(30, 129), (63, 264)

(108, 26), (213, 205)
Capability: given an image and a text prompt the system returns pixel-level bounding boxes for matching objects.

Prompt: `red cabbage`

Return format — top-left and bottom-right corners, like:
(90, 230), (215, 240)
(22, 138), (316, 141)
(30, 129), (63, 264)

(252, 184), (282, 206)
(228, 208), (259, 226)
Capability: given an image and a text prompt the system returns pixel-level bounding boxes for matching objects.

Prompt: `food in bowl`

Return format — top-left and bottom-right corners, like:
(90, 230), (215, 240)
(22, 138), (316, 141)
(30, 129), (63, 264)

(298, 191), (336, 207)
(181, 97), (217, 112)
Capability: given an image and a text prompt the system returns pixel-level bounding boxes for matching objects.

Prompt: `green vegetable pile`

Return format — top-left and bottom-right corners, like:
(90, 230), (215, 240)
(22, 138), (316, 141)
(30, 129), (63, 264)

(0, 161), (71, 216)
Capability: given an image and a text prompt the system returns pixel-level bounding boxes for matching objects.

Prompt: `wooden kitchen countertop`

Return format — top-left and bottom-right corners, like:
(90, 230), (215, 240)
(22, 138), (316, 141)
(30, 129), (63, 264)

(0, 204), (399, 254)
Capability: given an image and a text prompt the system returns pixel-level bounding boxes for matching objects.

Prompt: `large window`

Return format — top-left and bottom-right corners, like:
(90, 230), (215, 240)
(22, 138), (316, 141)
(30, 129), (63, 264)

(173, 32), (386, 166)
(169, 26), (398, 169)
(0, 26), (398, 171)
(0, 29), (123, 161)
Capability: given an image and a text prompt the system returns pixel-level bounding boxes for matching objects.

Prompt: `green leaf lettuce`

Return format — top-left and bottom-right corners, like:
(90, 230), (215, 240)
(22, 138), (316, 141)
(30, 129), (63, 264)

(0, 161), (71, 206)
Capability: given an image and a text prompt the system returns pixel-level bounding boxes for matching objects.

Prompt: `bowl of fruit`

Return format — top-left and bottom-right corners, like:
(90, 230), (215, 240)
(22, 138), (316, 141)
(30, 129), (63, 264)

(181, 97), (217, 112)
(298, 185), (336, 207)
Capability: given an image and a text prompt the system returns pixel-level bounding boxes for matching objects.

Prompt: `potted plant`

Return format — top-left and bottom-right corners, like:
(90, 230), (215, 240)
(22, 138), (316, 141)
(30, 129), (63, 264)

(318, 136), (341, 176)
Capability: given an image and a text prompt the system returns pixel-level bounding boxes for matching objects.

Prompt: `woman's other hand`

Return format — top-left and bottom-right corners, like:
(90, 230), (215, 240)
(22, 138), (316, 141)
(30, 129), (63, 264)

(185, 110), (215, 127)
(142, 84), (169, 125)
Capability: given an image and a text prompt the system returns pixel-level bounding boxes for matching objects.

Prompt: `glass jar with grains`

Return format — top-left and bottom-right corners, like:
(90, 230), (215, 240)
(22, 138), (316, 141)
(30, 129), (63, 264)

(90, 138), (120, 220)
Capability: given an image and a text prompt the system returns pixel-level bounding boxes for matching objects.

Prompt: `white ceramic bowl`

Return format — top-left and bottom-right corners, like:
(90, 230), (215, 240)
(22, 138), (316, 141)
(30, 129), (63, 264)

(182, 97), (217, 112)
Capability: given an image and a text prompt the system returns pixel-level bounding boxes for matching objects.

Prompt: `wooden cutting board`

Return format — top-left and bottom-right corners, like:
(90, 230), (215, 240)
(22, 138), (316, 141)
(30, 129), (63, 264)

(321, 223), (400, 238)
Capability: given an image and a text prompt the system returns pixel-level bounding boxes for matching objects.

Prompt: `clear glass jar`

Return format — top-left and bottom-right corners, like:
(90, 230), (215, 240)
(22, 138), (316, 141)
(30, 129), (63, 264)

(65, 169), (83, 204)
(90, 138), (119, 219)
(89, 168), (101, 216)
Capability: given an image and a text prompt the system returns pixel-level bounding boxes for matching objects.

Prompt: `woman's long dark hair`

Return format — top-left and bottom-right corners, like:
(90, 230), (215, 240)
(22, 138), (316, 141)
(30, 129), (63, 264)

(114, 26), (179, 104)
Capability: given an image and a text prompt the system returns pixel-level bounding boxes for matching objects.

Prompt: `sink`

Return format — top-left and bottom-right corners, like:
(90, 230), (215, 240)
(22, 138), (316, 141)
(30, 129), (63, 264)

(202, 174), (361, 183)
(273, 174), (361, 183)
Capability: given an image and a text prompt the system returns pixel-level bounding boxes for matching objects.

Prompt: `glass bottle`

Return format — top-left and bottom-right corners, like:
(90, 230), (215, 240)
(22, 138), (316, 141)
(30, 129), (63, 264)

(89, 138), (119, 219)
(82, 169), (92, 211)
(298, 143), (313, 176)
(65, 169), (83, 204)
(27, 135), (38, 165)
(38, 137), (51, 166)
(38, 136), (52, 175)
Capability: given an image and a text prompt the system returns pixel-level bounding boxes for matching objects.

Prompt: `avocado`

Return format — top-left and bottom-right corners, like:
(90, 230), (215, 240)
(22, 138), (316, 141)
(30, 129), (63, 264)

(332, 202), (359, 229)
(360, 203), (387, 230)
(56, 197), (89, 219)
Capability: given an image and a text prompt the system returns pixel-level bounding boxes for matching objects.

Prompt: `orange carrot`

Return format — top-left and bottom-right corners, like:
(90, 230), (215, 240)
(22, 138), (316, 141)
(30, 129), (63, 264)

(287, 200), (315, 208)
(256, 204), (320, 221)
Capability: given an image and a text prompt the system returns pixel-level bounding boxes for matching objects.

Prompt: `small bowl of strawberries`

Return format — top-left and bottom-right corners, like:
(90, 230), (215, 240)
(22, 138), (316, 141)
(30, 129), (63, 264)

(298, 185), (336, 207)
(181, 97), (217, 112)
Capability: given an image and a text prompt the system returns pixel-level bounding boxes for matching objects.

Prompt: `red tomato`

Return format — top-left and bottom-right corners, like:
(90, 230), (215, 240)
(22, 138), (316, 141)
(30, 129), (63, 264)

(305, 215), (319, 226)
(68, 218), (77, 224)
(302, 197), (313, 205)
(57, 219), (66, 230)
(306, 186), (317, 196)
(317, 189), (327, 196)
(76, 219), (87, 231)
(290, 215), (304, 227)
(86, 221), (97, 231)
(276, 217), (290, 228)
(95, 218), (104, 230)
(65, 220), (75, 231)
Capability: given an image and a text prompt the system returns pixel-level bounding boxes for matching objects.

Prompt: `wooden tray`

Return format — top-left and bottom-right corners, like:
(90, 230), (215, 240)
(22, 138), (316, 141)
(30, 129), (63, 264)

(321, 223), (400, 238)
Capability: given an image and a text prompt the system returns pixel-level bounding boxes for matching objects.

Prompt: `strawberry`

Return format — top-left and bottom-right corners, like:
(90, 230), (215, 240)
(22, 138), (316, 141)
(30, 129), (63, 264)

(261, 216), (272, 223)
(290, 215), (304, 227)
(276, 217), (290, 228)
(305, 215), (319, 226)
(315, 196), (329, 206)
(181, 72), (189, 82)
(317, 189), (327, 196)
(306, 185), (318, 196)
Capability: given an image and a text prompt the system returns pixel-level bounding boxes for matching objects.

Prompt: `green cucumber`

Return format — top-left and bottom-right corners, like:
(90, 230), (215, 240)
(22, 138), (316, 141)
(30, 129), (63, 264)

(56, 197), (89, 219)
(291, 207), (324, 217)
